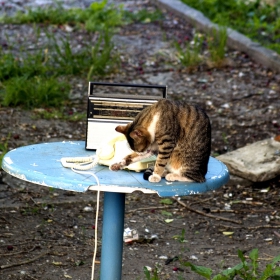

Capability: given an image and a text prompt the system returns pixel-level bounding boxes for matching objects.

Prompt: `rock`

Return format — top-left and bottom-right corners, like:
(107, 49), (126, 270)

(217, 137), (280, 182)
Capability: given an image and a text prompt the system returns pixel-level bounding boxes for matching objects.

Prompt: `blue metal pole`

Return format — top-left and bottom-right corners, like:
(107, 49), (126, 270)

(100, 192), (125, 280)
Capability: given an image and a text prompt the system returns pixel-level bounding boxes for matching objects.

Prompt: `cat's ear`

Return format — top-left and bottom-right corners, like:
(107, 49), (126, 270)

(115, 125), (127, 135)
(129, 129), (143, 140)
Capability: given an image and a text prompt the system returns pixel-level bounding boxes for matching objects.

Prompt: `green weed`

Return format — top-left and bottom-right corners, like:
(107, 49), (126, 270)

(180, 0), (280, 54)
(46, 29), (118, 77)
(175, 27), (228, 70)
(123, 8), (163, 23)
(0, 2), (161, 109)
(174, 33), (203, 70)
(0, 28), (118, 108)
(207, 25), (228, 66)
(0, 0), (124, 32)
(0, 47), (47, 82)
(1, 75), (70, 108)
(183, 249), (280, 280)
(172, 229), (188, 243)
(143, 265), (161, 280)
(21, 206), (41, 215)
(87, 29), (120, 79)
(0, 0), (163, 32)
(160, 198), (173, 205)
(142, 230), (280, 280)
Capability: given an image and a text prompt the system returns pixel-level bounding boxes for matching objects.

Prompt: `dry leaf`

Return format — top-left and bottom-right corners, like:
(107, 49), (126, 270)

(223, 232), (234, 236)
(52, 261), (63, 266)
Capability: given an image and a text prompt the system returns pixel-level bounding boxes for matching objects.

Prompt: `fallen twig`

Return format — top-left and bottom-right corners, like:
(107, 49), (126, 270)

(26, 274), (38, 280)
(217, 224), (280, 231)
(0, 251), (49, 269)
(231, 200), (264, 206)
(248, 225), (280, 230)
(0, 245), (38, 257)
(188, 197), (213, 207)
(212, 209), (276, 213)
(173, 197), (242, 224)
(226, 254), (273, 261)
(126, 205), (175, 213)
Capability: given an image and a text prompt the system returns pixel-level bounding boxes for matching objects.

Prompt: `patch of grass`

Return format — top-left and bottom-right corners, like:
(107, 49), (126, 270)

(174, 27), (228, 71)
(0, 47), (48, 81)
(183, 249), (280, 280)
(87, 29), (120, 78)
(174, 33), (204, 70)
(0, 0), (163, 31)
(1, 75), (70, 108)
(123, 8), (163, 23)
(180, 0), (280, 54)
(142, 230), (280, 280)
(46, 28), (119, 77)
(0, 0), (124, 32)
(207, 25), (228, 67)
(0, 28), (119, 108)
(0, 2), (162, 109)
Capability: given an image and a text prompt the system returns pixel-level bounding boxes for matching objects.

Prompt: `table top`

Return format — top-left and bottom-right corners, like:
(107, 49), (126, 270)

(2, 141), (229, 197)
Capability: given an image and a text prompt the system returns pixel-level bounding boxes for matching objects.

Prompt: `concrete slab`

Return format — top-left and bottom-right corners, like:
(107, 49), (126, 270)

(217, 137), (280, 182)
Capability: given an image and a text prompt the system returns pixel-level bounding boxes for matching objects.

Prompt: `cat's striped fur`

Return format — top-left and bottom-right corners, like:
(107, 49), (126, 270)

(110, 99), (211, 183)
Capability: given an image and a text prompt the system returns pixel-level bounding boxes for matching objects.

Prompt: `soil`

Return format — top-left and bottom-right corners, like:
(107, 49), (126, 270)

(1, 1), (280, 279)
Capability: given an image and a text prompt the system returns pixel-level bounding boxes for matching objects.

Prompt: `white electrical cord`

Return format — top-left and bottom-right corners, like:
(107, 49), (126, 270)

(71, 168), (100, 280)
(61, 156), (100, 280)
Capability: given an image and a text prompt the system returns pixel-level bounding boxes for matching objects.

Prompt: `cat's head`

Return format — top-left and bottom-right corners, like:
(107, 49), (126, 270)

(115, 124), (151, 153)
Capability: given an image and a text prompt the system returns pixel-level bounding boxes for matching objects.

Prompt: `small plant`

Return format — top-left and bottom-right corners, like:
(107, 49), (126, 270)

(87, 29), (120, 79)
(143, 266), (161, 280)
(21, 206), (41, 215)
(174, 25), (228, 70)
(160, 198), (173, 205)
(182, 249), (280, 280)
(174, 33), (204, 70)
(172, 229), (188, 243)
(2, 75), (70, 108)
(207, 25), (228, 67)
(123, 8), (163, 23)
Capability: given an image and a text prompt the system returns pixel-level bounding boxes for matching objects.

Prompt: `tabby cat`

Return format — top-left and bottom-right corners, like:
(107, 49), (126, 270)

(110, 99), (211, 183)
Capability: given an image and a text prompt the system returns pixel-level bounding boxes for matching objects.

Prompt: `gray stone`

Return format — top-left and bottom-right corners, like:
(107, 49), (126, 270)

(217, 138), (280, 182)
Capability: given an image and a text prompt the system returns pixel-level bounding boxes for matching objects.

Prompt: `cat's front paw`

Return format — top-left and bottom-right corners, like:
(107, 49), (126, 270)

(165, 173), (177, 181)
(109, 161), (125, 171)
(148, 173), (161, 183)
(165, 173), (193, 182)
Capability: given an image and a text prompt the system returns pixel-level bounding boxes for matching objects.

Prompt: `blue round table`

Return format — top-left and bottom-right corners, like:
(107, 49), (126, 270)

(2, 141), (229, 279)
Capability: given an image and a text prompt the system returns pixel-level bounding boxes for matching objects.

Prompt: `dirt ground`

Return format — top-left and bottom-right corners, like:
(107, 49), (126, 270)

(1, 1), (280, 279)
